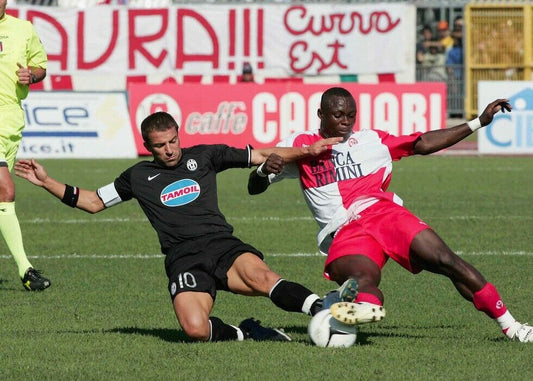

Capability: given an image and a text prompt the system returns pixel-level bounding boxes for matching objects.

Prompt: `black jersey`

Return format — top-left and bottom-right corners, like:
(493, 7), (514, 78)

(113, 144), (251, 255)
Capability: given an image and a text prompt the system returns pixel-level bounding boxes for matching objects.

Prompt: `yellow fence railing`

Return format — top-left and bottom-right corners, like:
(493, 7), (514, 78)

(465, 2), (533, 117)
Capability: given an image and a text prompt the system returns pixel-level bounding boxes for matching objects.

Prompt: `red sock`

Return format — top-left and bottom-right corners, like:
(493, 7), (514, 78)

(472, 282), (507, 319)
(355, 292), (382, 306)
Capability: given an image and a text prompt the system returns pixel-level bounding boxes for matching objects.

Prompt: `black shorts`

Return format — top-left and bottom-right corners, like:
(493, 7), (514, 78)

(165, 233), (263, 301)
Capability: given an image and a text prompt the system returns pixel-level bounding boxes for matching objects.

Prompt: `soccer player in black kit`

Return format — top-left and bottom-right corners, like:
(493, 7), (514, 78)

(14, 111), (343, 342)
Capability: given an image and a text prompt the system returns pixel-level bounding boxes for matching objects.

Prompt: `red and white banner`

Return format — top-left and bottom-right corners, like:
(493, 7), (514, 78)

(11, 3), (415, 80)
(128, 83), (446, 155)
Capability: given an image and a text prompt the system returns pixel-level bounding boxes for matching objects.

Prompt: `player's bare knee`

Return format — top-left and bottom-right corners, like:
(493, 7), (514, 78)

(329, 255), (380, 285)
(427, 249), (470, 278)
(181, 319), (210, 341)
(247, 269), (279, 294)
(353, 273), (380, 289)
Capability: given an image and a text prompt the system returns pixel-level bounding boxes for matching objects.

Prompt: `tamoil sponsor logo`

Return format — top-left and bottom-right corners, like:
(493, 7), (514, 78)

(160, 179), (200, 207)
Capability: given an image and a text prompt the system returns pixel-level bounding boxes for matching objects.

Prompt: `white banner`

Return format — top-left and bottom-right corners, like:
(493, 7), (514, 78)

(19, 92), (137, 158)
(13, 3), (415, 77)
(478, 81), (533, 155)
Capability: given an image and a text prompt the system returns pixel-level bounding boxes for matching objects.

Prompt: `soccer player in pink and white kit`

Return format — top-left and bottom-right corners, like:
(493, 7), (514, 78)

(248, 86), (532, 342)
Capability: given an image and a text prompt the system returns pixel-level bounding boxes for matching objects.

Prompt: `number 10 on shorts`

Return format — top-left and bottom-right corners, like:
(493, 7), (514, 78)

(178, 272), (197, 289)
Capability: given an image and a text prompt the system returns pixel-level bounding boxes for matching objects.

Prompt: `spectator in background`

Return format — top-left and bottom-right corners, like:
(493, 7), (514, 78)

(446, 28), (464, 116)
(447, 28), (464, 74)
(453, 15), (463, 34)
(422, 45), (447, 82)
(0, 0), (51, 291)
(416, 25), (435, 65)
(240, 62), (254, 83)
(449, 15), (464, 69)
(416, 24), (446, 82)
(437, 20), (454, 52)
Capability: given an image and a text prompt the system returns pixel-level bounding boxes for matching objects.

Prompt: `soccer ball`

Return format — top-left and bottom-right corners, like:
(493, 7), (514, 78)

(308, 309), (357, 348)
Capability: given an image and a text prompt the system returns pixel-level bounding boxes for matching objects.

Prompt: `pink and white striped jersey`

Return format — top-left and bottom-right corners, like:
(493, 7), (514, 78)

(270, 129), (423, 254)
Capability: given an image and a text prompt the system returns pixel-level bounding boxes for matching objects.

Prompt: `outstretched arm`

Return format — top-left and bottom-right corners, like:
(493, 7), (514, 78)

(413, 98), (511, 155)
(250, 136), (341, 165)
(14, 159), (105, 214)
(248, 153), (284, 195)
(248, 136), (340, 194)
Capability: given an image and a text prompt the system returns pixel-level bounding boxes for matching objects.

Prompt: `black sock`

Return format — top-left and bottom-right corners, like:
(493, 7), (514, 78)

(209, 317), (240, 342)
(269, 279), (318, 313)
(310, 299), (323, 316)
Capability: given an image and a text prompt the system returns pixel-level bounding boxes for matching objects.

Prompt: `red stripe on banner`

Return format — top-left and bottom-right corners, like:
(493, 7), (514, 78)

(162, 76), (178, 84)
(183, 75), (203, 83)
(257, 9), (264, 68)
(264, 77), (304, 83)
(229, 10), (236, 58)
(127, 75), (148, 89)
(30, 81), (45, 90)
(243, 9), (250, 57)
(377, 73), (396, 83)
(213, 75), (231, 83)
(6, 9), (19, 17)
(50, 75), (73, 90)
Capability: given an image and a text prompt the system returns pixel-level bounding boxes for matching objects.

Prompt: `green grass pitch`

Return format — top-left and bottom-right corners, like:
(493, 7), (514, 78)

(0, 155), (532, 380)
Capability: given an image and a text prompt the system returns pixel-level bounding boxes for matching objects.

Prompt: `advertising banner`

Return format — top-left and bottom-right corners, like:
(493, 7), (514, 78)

(19, 92), (137, 158)
(128, 83), (446, 155)
(11, 3), (415, 79)
(478, 81), (533, 154)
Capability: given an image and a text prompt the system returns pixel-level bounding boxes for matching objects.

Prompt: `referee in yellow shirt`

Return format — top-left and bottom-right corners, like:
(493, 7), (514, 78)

(0, 0), (50, 290)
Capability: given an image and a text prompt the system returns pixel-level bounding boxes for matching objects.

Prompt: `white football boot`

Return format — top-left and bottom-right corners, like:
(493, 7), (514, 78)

(330, 301), (386, 325)
(505, 321), (533, 342)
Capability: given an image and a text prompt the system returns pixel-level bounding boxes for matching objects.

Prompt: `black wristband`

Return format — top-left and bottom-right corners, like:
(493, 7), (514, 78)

(61, 184), (79, 208)
(30, 73), (37, 84)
